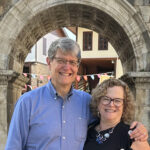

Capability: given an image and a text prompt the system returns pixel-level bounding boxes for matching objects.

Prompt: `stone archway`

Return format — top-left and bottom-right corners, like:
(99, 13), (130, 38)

(0, 0), (150, 148)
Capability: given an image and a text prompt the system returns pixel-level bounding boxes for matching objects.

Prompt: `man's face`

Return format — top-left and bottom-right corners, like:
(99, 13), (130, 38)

(47, 50), (79, 88)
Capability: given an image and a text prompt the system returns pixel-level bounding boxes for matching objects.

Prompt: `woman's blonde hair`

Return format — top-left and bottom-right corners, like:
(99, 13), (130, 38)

(90, 78), (135, 124)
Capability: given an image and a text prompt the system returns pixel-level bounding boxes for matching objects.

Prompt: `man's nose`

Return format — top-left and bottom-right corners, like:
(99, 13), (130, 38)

(63, 61), (72, 68)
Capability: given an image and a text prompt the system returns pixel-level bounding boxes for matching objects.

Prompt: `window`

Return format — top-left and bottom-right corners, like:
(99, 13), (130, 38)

(43, 38), (47, 55)
(83, 32), (93, 50)
(98, 35), (108, 50)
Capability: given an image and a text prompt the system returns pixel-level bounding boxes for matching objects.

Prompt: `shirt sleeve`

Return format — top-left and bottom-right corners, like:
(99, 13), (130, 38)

(5, 94), (31, 150)
(84, 92), (94, 124)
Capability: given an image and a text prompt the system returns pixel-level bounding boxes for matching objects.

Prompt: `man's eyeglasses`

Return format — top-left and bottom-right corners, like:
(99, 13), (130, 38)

(100, 96), (124, 107)
(53, 57), (79, 67)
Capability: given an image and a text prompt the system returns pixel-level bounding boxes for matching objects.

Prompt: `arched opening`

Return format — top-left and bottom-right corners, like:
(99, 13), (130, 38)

(9, 4), (136, 74)
(0, 0), (150, 148)
(22, 26), (123, 93)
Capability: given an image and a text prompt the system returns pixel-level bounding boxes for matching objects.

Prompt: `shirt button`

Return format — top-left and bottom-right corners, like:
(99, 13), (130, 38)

(62, 136), (66, 140)
(78, 117), (82, 120)
(62, 105), (64, 109)
(54, 97), (57, 100)
(63, 120), (66, 123)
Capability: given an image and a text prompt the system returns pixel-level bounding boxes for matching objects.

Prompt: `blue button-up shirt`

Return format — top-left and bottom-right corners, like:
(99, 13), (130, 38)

(5, 80), (92, 150)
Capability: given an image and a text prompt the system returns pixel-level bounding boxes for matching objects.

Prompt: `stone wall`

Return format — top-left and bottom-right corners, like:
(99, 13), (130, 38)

(121, 72), (150, 142)
(30, 62), (50, 88)
(134, 0), (150, 32)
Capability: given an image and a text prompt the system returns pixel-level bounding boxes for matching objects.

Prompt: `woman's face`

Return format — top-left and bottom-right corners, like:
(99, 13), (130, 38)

(98, 86), (124, 123)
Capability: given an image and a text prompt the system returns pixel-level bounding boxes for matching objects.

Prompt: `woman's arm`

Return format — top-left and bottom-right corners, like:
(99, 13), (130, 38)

(131, 141), (150, 150)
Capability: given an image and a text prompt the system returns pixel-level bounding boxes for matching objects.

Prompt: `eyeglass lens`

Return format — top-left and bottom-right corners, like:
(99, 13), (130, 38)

(101, 96), (123, 106)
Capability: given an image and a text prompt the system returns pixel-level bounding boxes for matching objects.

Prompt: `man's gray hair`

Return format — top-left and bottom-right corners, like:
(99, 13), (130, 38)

(48, 37), (81, 60)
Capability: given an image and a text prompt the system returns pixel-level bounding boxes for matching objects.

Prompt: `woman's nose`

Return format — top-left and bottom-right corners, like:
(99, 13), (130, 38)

(109, 100), (115, 106)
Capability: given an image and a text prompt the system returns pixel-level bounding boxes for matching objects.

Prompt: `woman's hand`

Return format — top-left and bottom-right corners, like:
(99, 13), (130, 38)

(129, 121), (148, 141)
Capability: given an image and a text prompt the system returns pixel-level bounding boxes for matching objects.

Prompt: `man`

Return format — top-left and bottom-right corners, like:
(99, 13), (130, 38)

(5, 38), (148, 150)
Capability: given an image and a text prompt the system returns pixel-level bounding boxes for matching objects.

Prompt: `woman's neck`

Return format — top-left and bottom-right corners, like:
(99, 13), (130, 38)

(98, 119), (120, 131)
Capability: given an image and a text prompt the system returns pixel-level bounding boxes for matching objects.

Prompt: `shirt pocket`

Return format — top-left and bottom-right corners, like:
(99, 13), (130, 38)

(75, 117), (88, 141)
(25, 144), (36, 150)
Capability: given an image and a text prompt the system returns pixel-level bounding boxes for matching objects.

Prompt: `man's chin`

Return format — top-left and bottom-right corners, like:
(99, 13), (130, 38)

(60, 81), (73, 86)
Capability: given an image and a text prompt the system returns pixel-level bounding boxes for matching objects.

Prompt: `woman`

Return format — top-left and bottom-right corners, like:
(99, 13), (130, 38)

(83, 78), (150, 150)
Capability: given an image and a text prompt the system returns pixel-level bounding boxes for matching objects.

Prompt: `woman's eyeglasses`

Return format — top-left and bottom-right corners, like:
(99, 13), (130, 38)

(100, 96), (124, 107)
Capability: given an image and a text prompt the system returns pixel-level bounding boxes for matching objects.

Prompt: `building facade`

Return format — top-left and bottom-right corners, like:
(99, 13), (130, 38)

(77, 27), (123, 90)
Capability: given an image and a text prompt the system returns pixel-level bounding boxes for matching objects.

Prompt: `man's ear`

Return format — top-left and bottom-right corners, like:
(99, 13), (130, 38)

(46, 57), (51, 65)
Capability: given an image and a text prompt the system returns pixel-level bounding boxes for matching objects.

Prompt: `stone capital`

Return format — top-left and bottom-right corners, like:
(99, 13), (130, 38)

(120, 72), (150, 84)
(0, 70), (18, 85)
(0, 69), (29, 87)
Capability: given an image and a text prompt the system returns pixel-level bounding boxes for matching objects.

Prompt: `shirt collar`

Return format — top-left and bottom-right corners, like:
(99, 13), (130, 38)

(67, 85), (73, 98)
(46, 80), (73, 100)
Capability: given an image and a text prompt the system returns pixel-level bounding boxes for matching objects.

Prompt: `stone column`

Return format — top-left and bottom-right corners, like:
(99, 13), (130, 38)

(120, 72), (150, 141)
(0, 70), (28, 150)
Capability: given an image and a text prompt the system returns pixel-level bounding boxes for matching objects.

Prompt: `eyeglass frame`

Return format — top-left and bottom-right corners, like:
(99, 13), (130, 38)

(99, 96), (124, 107)
(52, 56), (80, 67)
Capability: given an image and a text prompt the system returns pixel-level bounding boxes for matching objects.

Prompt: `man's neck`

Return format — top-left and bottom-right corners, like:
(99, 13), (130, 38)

(57, 87), (71, 99)
(51, 81), (72, 99)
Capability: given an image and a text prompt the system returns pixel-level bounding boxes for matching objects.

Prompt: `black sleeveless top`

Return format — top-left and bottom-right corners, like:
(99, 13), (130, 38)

(83, 121), (133, 150)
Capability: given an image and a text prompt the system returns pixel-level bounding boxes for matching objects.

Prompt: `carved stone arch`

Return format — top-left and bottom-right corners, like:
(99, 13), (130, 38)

(0, 0), (150, 73)
(0, 0), (150, 149)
